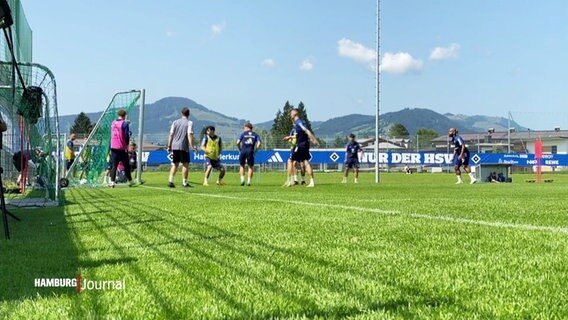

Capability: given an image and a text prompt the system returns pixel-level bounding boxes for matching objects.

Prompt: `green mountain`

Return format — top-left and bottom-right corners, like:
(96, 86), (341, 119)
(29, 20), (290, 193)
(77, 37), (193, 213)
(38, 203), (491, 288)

(311, 108), (526, 138)
(59, 98), (526, 143)
(59, 97), (249, 143)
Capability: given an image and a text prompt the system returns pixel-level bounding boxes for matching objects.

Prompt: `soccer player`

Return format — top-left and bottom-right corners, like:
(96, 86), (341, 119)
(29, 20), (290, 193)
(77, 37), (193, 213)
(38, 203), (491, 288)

(201, 126), (225, 186)
(236, 122), (261, 186)
(449, 127), (477, 184)
(64, 132), (76, 176)
(342, 133), (363, 183)
(282, 127), (306, 186)
(167, 107), (195, 188)
(287, 108), (318, 187)
(109, 109), (133, 187)
(128, 142), (138, 180)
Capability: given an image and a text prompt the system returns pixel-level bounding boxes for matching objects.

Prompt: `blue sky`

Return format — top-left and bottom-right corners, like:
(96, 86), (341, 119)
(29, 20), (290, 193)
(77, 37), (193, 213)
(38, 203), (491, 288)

(23, 0), (568, 129)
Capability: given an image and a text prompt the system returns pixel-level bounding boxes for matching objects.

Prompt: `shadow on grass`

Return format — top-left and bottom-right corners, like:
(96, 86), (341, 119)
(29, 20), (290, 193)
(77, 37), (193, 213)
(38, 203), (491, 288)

(0, 198), (80, 307)
(71, 187), (472, 318)
(66, 188), (185, 319)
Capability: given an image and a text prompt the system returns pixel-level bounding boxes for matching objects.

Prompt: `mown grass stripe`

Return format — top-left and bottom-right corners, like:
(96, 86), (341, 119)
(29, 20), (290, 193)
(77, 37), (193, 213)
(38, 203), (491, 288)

(142, 185), (568, 235)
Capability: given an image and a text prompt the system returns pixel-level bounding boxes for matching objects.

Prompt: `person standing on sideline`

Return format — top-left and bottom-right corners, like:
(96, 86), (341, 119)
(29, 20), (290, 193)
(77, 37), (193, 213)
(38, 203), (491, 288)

(109, 109), (132, 187)
(167, 107), (195, 188)
(342, 133), (363, 183)
(286, 108), (319, 187)
(201, 126), (225, 186)
(448, 127), (477, 184)
(64, 132), (77, 176)
(236, 122), (261, 186)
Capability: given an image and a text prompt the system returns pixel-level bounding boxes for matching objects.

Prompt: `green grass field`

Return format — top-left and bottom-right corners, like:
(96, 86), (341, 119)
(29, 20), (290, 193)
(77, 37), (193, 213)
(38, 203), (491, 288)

(1, 171), (568, 319)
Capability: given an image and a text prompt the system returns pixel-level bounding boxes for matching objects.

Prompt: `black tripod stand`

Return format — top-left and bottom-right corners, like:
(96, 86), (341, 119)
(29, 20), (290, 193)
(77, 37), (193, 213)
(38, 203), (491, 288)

(1, 137), (21, 240)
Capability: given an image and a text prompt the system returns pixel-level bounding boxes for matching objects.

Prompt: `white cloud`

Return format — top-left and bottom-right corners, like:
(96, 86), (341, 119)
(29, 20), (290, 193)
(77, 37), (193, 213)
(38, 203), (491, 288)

(261, 58), (276, 68)
(337, 38), (422, 74)
(337, 38), (377, 65)
(430, 43), (460, 60)
(379, 52), (423, 74)
(165, 31), (174, 38)
(300, 58), (314, 71)
(211, 22), (226, 37)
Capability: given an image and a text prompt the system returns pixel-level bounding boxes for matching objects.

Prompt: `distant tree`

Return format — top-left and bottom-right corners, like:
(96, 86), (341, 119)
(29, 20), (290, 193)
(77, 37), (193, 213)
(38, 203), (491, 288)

(70, 112), (93, 136)
(270, 101), (316, 148)
(333, 135), (348, 148)
(271, 101), (294, 140)
(415, 128), (439, 150)
(296, 101), (312, 131)
(388, 123), (409, 138)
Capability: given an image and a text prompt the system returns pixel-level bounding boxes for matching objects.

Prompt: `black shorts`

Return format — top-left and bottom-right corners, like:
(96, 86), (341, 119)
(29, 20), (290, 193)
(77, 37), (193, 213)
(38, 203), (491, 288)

(239, 151), (255, 167)
(171, 150), (190, 164)
(291, 144), (311, 162)
(453, 153), (470, 167)
(345, 158), (360, 169)
(66, 159), (74, 170)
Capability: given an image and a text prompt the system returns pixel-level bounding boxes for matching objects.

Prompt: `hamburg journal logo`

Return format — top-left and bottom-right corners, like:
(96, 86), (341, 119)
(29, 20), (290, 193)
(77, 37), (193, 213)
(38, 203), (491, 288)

(34, 273), (125, 294)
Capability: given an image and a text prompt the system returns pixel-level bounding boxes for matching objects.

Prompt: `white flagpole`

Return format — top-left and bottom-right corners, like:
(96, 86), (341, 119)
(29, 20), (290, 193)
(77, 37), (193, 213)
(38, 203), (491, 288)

(375, 0), (381, 184)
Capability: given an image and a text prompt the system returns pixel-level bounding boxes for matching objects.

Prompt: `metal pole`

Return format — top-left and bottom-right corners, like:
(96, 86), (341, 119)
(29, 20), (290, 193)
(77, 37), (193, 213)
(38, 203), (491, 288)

(416, 134), (419, 152)
(507, 111), (511, 153)
(374, 0), (381, 183)
(136, 89), (145, 184)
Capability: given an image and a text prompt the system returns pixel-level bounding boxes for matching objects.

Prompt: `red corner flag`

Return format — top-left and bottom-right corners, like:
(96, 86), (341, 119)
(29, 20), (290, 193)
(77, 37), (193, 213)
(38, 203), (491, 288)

(535, 137), (543, 183)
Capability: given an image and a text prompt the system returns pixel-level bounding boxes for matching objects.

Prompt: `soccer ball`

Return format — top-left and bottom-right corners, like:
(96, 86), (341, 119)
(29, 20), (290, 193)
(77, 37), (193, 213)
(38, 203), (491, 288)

(80, 179), (88, 185)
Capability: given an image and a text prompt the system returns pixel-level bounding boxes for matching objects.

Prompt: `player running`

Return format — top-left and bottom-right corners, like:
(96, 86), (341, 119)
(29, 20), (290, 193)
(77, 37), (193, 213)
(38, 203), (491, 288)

(449, 127), (477, 184)
(286, 108), (318, 187)
(236, 122), (261, 186)
(201, 126), (226, 186)
(342, 133), (363, 183)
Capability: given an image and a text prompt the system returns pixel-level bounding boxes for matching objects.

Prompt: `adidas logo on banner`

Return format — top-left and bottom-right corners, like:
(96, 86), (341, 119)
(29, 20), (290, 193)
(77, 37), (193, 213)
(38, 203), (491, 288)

(267, 152), (284, 163)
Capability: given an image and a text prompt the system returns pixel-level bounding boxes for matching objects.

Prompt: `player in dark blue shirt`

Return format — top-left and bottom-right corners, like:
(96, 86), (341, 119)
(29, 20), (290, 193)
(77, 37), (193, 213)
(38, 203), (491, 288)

(342, 133), (363, 184)
(449, 127), (477, 184)
(287, 108), (319, 187)
(236, 122), (261, 186)
(282, 127), (306, 185)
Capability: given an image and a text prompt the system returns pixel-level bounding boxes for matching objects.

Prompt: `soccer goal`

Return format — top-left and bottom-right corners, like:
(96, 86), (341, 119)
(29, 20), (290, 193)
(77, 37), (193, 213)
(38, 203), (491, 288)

(0, 62), (60, 207)
(65, 90), (146, 187)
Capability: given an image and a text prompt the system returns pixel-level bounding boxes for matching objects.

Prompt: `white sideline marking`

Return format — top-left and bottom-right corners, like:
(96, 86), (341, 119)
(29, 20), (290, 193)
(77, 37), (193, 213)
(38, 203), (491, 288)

(141, 186), (568, 235)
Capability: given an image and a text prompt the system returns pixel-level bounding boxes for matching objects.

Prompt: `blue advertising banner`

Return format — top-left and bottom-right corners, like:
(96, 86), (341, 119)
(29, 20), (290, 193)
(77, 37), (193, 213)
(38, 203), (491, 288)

(144, 150), (568, 166)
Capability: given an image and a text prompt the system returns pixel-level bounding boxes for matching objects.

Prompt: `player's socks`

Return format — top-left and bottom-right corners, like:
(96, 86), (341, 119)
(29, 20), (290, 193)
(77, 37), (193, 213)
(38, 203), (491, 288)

(342, 177), (347, 183)
(455, 176), (463, 184)
(354, 178), (358, 184)
(168, 175), (174, 183)
(247, 177), (251, 185)
(307, 178), (315, 188)
(469, 173), (477, 184)
(294, 175), (298, 183)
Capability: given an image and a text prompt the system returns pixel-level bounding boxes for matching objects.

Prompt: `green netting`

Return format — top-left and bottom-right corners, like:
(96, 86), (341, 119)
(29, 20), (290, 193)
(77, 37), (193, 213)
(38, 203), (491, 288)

(67, 91), (142, 187)
(0, 62), (60, 205)
(1, 0), (33, 63)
